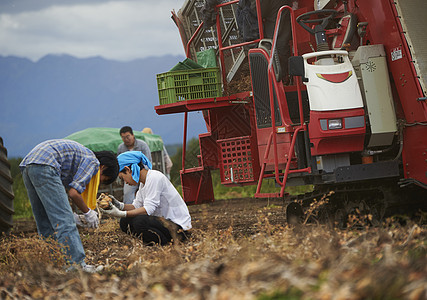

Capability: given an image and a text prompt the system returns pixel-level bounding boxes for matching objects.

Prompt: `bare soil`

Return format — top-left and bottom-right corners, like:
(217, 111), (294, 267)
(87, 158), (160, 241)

(1, 197), (426, 299)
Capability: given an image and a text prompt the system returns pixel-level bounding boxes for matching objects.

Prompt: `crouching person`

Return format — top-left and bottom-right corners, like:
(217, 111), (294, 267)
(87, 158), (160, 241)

(101, 151), (191, 245)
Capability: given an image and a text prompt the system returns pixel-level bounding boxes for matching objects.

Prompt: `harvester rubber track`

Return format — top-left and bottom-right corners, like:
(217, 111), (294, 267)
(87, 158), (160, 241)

(0, 137), (14, 235)
(288, 180), (427, 226)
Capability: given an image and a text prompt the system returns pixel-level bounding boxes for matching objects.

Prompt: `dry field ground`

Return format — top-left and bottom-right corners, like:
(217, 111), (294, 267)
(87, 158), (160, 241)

(1, 197), (426, 299)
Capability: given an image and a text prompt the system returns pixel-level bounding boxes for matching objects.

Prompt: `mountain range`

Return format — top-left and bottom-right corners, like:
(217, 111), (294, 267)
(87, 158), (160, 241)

(0, 54), (207, 158)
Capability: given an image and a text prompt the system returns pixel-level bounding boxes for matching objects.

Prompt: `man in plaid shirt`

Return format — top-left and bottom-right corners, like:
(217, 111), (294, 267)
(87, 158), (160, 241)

(20, 139), (119, 273)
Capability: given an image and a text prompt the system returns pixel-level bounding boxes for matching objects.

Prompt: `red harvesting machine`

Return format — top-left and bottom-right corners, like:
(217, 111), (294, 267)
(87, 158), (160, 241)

(155, 0), (427, 219)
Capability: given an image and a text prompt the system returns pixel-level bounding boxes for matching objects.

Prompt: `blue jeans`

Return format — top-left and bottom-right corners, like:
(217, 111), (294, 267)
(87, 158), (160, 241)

(22, 164), (85, 265)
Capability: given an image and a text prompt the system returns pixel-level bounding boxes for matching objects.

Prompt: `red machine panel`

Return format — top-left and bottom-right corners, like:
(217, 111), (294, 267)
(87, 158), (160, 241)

(218, 136), (256, 185)
(309, 109), (366, 156)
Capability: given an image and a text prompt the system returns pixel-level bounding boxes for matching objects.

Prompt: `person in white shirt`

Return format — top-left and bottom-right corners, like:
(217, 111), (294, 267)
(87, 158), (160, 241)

(101, 151), (191, 245)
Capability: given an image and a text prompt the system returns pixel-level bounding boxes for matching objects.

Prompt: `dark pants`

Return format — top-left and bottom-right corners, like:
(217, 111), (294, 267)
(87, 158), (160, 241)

(120, 215), (189, 245)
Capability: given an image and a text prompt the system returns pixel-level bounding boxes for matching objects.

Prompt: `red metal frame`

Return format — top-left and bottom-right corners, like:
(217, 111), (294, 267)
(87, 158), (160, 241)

(218, 136), (256, 184)
(161, 0), (427, 203)
(167, 0), (267, 203)
(356, 0), (426, 123)
(254, 5), (312, 198)
(215, 0), (264, 92)
(354, 0), (427, 185)
(386, 0), (427, 185)
(186, 22), (204, 59)
(166, 2), (318, 201)
(180, 166), (214, 205)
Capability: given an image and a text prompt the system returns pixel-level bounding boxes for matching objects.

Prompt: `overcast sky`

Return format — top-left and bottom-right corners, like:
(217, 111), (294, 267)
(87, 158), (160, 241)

(0, 0), (186, 62)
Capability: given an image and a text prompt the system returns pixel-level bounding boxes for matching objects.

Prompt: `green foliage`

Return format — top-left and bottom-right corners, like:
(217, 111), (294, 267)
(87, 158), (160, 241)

(8, 157), (22, 178)
(257, 288), (303, 300)
(164, 144), (181, 157)
(211, 169), (271, 199)
(12, 173), (33, 219)
(8, 158), (33, 219)
(211, 170), (312, 199)
(170, 138), (200, 186)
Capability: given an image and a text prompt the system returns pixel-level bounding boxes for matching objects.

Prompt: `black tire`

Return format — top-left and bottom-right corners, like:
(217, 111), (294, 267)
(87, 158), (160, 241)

(0, 137), (14, 235)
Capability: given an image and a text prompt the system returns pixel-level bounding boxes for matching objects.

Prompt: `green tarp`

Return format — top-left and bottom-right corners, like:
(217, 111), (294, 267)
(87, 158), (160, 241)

(168, 52), (217, 71)
(64, 127), (164, 153)
(196, 48), (218, 68)
(169, 58), (204, 71)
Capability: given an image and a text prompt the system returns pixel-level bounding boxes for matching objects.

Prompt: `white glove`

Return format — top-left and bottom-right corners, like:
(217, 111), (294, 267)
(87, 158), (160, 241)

(100, 205), (127, 218)
(84, 209), (99, 228)
(109, 195), (125, 210)
(73, 212), (87, 227)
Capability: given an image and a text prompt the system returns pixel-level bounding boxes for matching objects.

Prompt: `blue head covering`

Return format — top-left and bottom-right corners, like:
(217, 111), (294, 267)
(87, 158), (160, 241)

(117, 151), (152, 183)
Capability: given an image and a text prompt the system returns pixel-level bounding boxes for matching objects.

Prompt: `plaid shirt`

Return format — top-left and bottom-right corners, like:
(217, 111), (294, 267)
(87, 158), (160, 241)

(20, 139), (99, 193)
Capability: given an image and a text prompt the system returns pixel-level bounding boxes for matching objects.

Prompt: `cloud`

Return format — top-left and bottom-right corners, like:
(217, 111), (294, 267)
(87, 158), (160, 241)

(0, 0), (185, 61)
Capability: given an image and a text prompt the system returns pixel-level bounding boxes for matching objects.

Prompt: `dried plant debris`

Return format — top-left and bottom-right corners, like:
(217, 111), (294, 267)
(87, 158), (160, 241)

(1, 198), (426, 299)
(227, 73), (253, 95)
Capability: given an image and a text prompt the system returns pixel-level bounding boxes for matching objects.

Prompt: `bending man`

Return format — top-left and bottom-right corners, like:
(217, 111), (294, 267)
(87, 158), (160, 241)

(20, 139), (119, 272)
(101, 151), (191, 245)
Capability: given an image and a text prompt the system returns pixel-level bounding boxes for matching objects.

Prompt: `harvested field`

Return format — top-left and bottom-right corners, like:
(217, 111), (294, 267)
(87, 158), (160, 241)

(1, 197), (426, 299)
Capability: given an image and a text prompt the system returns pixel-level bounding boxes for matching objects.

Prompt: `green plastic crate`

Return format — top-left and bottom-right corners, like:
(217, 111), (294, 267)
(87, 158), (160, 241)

(156, 67), (222, 105)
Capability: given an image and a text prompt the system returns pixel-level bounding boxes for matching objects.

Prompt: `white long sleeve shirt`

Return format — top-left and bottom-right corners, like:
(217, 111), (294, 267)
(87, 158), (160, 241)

(132, 170), (192, 230)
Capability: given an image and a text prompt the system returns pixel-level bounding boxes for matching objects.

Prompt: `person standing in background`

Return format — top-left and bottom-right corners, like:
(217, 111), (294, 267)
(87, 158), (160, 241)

(142, 127), (173, 180)
(118, 126), (152, 204)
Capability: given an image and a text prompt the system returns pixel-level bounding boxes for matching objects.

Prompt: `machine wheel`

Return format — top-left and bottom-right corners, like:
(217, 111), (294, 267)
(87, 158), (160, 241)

(0, 137), (14, 235)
